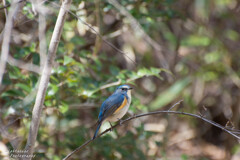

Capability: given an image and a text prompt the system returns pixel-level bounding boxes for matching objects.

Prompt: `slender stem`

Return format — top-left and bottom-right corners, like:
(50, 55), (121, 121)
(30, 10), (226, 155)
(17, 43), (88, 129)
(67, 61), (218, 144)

(63, 100), (240, 160)
(2, 0), (8, 18)
(24, 0), (72, 159)
(0, 0), (18, 86)
(49, 1), (137, 66)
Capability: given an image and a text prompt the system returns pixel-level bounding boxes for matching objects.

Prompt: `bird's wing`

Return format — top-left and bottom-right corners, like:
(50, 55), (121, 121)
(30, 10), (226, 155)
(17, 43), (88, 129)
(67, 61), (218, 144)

(98, 93), (126, 122)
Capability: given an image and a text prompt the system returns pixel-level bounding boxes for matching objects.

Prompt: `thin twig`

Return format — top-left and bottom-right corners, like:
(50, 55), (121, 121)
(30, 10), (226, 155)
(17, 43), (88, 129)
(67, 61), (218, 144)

(93, 0), (102, 56)
(4, 116), (28, 129)
(63, 100), (240, 159)
(99, 79), (121, 90)
(107, 0), (169, 69)
(0, 118), (19, 149)
(91, 77), (137, 95)
(95, 75), (146, 93)
(0, 0), (26, 51)
(168, 100), (183, 111)
(0, 1), (41, 75)
(2, 0), (8, 18)
(24, 0), (72, 158)
(48, 1), (137, 66)
(0, 3), (10, 10)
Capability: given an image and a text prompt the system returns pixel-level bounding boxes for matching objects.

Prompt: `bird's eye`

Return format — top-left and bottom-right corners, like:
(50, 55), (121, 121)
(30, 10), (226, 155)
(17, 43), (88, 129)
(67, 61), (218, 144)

(121, 88), (124, 91)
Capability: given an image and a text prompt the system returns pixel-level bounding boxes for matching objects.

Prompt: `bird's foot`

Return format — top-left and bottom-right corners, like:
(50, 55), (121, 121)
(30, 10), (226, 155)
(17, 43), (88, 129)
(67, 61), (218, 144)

(118, 118), (123, 126)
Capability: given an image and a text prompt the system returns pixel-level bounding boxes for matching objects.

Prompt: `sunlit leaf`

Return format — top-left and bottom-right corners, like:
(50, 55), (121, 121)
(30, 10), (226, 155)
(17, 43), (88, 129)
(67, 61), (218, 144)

(64, 56), (74, 65)
(182, 35), (211, 47)
(150, 77), (191, 110)
(59, 102), (69, 114)
(16, 83), (31, 93)
(47, 84), (59, 96)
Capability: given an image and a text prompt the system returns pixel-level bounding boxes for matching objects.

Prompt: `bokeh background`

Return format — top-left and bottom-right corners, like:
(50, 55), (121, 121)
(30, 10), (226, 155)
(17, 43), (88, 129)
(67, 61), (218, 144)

(0, 0), (240, 159)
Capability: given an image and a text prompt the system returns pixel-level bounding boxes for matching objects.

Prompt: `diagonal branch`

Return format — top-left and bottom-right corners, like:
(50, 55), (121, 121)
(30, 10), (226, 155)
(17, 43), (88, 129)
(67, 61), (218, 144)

(63, 100), (240, 160)
(0, 0), (18, 86)
(24, 0), (72, 159)
(0, 0), (26, 45)
(0, 119), (20, 150)
(107, 0), (169, 69)
(49, 1), (137, 66)
(0, 0), (26, 10)
(2, 0), (8, 18)
(7, 55), (41, 74)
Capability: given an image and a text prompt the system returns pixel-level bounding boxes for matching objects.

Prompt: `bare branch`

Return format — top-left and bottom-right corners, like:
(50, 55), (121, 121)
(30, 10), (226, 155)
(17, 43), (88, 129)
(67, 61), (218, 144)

(0, 0), (26, 10)
(7, 55), (41, 74)
(0, 0), (26, 45)
(12, 79), (39, 109)
(2, 0), (8, 18)
(107, 0), (169, 69)
(93, 0), (102, 56)
(93, 74), (151, 94)
(168, 100), (183, 111)
(0, 0), (18, 86)
(99, 79), (122, 90)
(0, 3), (10, 10)
(0, 119), (20, 150)
(63, 100), (240, 159)
(38, 7), (47, 69)
(24, 0), (72, 158)
(49, 1), (137, 66)
(69, 103), (98, 109)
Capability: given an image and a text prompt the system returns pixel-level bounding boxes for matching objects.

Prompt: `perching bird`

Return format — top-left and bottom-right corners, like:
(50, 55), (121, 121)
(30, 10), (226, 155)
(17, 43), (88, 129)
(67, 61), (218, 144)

(93, 84), (132, 139)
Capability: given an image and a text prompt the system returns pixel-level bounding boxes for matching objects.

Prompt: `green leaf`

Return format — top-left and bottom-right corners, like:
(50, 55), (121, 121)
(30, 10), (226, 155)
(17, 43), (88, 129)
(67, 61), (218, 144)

(59, 102), (69, 114)
(9, 67), (21, 79)
(44, 100), (52, 107)
(182, 35), (211, 47)
(47, 84), (59, 96)
(110, 65), (120, 76)
(116, 72), (126, 80)
(16, 83), (31, 93)
(55, 66), (67, 74)
(2, 73), (11, 85)
(204, 51), (221, 64)
(64, 56), (74, 65)
(181, 154), (189, 160)
(225, 29), (239, 41)
(130, 67), (165, 80)
(150, 77), (191, 110)
(1, 89), (24, 98)
(32, 52), (40, 65)
(81, 90), (94, 97)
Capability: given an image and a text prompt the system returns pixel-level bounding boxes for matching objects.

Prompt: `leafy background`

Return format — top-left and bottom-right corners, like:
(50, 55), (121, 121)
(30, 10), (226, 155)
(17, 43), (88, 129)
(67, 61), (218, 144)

(0, 0), (240, 159)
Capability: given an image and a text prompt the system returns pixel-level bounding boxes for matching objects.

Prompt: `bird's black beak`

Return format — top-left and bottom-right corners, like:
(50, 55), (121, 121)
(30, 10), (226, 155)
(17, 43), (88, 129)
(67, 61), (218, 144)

(128, 87), (133, 90)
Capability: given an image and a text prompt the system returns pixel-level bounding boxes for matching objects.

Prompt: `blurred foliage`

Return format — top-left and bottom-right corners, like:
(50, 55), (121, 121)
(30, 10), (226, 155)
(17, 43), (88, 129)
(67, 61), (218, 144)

(0, 0), (240, 159)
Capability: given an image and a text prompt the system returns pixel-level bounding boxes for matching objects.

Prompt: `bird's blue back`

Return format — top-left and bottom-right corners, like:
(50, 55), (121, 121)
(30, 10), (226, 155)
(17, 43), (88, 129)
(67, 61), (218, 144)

(93, 84), (132, 139)
(98, 92), (127, 123)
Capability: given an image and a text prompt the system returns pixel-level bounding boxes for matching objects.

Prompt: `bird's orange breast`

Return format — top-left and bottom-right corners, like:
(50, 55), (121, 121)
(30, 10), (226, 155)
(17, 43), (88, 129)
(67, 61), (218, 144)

(114, 97), (127, 114)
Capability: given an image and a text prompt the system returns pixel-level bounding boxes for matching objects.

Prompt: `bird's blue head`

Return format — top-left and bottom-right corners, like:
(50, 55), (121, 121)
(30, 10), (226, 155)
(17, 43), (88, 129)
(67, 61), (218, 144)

(115, 84), (133, 94)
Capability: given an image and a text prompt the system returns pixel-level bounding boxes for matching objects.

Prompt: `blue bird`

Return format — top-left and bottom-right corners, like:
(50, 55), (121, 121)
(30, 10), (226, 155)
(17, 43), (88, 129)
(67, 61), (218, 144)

(93, 84), (133, 139)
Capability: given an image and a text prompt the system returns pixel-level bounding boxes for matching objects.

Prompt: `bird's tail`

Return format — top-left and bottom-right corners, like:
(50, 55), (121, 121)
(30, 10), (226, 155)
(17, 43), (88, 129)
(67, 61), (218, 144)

(93, 122), (102, 139)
